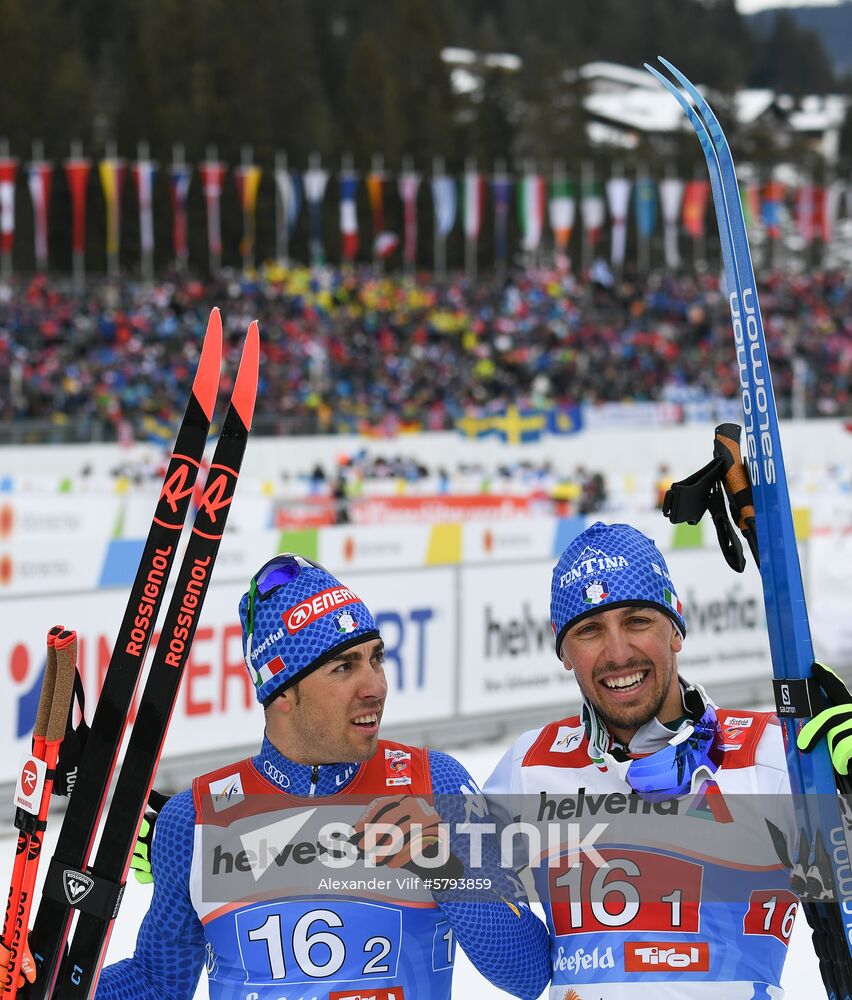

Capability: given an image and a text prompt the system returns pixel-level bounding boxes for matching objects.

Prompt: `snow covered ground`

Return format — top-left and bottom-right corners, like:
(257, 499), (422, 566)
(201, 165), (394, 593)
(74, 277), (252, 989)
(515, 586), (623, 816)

(1, 739), (821, 996)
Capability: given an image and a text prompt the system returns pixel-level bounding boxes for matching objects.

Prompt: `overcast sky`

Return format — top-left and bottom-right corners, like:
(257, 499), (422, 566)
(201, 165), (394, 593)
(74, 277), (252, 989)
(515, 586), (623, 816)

(736, 0), (842, 12)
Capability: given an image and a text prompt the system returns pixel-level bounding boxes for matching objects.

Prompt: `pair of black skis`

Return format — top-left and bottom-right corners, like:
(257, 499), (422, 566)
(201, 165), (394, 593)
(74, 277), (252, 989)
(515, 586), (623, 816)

(27, 309), (259, 1000)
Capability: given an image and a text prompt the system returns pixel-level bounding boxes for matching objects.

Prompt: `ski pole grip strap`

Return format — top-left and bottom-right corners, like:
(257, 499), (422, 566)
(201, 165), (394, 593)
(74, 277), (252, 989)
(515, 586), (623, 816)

(43, 858), (126, 921)
(773, 677), (825, 719)
(661, 457), (725, 524)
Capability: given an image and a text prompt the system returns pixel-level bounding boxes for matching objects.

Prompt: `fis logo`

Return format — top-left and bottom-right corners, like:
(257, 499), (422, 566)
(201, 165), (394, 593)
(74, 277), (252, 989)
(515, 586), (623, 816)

(549, 726), (584, 754)
(209, 773), (245, 812)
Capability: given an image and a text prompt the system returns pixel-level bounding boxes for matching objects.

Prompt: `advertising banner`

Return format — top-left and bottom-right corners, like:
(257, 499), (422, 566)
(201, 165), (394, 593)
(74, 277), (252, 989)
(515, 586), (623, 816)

(458, 552), (772, 717)
(351, 496), (536, 525)
(319, 524), (433, 572)
(0, 568), (456, 784)
(0, 496), (121, 541)
(0, 539), (106, 597)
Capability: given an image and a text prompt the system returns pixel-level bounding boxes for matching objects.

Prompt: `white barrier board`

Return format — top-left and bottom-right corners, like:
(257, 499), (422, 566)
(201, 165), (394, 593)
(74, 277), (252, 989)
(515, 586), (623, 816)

(0, 568), (456, 784)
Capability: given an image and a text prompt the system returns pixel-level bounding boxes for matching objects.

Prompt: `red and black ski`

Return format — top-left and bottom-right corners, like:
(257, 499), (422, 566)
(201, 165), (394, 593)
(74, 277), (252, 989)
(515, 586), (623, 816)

(50, 320), (259, 1000)
(28, 309), (223, 998)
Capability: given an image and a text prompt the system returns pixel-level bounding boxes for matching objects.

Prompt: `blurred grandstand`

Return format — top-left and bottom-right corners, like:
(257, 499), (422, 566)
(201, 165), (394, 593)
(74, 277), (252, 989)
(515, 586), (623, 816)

(1, 265), (849, 448)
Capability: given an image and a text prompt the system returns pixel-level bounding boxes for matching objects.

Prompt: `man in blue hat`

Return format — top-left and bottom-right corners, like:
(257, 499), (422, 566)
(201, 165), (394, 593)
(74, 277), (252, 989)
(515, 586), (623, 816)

(485, 521), (800, 998)
(88, 554), (550, 1000)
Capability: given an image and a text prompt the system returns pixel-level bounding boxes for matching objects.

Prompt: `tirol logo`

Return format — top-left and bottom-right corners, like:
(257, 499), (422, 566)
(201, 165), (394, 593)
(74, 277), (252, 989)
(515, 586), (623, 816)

(62, 870), (94, 906)
(284, 587), (360, 635)
(559, 546), (629, 588)
(335, 611), (358, 634)
(583, 580), (609, 605)
(624, 941), (710, 972)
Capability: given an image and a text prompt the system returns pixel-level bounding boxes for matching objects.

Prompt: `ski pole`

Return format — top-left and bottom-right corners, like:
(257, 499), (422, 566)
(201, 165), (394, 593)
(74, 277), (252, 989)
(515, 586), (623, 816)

(2, 628), (76, 999)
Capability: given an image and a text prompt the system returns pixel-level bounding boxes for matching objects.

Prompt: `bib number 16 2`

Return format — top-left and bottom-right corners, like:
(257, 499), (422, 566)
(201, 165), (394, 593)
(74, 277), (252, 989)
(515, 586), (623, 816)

(237, 901), (402, 985)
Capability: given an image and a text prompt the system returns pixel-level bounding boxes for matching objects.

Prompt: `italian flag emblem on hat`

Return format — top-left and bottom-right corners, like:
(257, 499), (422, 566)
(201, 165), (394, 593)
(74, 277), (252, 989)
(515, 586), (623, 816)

(256, 655), (287, 689)
(663, 588), (682, 615)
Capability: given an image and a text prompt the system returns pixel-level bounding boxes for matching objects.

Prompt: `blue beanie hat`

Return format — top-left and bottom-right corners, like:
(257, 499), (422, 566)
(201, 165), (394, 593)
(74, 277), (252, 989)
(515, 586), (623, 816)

(550, 521), (686, 658)
(240, 554), (380, 706)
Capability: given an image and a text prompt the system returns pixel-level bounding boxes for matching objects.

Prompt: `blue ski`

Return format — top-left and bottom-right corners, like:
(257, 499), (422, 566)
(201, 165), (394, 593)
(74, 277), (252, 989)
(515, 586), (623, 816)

(647, 57), (852, 998)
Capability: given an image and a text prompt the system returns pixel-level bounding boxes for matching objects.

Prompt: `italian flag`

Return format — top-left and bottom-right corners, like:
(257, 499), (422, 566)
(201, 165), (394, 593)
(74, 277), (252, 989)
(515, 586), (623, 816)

(663, 589), (682, 615)
(255, 655), (287, 689)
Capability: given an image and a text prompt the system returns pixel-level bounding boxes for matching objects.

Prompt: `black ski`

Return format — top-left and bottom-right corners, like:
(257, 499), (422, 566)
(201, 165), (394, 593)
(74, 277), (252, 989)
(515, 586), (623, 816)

(28, 309), (223, 998)
(51, 320), (259, 1000)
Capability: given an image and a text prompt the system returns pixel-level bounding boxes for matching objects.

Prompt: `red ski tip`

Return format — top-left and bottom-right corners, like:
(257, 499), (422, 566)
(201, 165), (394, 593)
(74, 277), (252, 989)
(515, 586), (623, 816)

(192, 308), (223, 422)
(232, 321), (260, 430)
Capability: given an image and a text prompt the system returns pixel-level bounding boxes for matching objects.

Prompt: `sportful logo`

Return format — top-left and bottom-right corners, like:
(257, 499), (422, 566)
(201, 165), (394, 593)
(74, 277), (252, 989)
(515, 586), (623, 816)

(251, 626), (285, 662)
(284, 588), (360, 634)
(559, 547), (629, 588)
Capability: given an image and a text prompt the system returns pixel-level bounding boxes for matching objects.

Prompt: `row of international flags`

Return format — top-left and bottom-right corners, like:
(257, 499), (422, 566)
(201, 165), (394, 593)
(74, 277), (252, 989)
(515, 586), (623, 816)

(138, 402), (584, 445)
(0, 147), (847, 276)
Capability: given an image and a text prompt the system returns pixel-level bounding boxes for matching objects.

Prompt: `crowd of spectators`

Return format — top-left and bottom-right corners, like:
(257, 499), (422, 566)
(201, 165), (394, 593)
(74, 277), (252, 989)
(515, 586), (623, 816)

(1, 264), (850, 440)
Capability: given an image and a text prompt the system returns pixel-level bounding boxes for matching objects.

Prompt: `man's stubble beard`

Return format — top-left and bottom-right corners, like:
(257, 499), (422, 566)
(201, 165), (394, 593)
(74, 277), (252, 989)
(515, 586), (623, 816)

(586, 655), (674, 736)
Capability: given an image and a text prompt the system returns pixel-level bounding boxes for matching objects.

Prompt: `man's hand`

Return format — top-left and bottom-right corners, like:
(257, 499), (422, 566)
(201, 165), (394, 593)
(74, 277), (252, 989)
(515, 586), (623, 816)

(0, 937), (36, 988)
(129, 791), (170, 886)
(797, 663), (852, 775)
(130, 813), (156, 885)
(351, 796), (444, 869)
